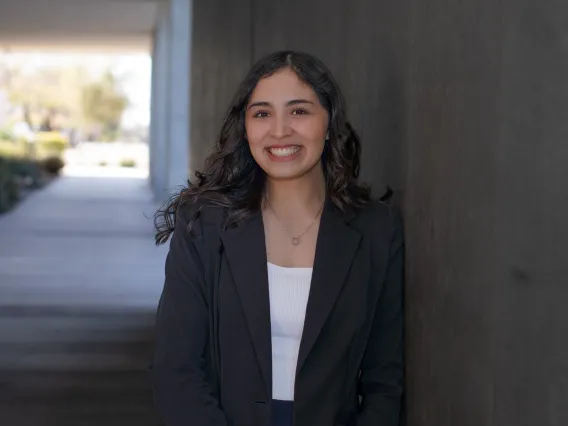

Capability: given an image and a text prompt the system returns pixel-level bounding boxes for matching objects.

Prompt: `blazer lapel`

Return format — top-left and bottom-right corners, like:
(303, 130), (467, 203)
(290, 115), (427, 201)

(220, 211), (272, 397)
(296, 201), (361, 373)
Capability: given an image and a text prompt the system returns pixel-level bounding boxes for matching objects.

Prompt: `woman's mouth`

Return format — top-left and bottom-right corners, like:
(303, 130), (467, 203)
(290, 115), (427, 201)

(267, 145), (301, 157)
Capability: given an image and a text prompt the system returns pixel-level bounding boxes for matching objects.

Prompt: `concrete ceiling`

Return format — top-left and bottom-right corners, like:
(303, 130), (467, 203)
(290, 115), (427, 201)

(0, 0), (163, 52)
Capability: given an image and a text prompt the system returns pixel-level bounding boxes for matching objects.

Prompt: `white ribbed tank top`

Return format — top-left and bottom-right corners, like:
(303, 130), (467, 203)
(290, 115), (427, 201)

(267, 262), (312, 401)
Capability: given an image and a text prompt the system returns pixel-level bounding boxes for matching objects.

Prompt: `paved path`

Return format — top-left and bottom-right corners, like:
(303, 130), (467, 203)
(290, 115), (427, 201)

(0, 169), (168, 425)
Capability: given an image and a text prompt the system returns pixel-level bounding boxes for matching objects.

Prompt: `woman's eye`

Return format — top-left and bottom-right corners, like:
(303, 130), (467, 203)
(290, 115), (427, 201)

(292, 108), (308, 116)
(253, 110), (269, 118)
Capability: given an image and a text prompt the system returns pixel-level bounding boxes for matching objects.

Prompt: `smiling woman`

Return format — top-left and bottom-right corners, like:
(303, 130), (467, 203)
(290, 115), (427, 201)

(245, 69), (329, 180)
(154, 51), (370, 237)
(151, 51), (404, 426)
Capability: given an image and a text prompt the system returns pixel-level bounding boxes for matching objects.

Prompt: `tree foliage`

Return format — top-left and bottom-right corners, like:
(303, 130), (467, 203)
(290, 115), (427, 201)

(0, 60), (129, 140)
(81, 71), (128, 139)
(1, 65), (86, 129)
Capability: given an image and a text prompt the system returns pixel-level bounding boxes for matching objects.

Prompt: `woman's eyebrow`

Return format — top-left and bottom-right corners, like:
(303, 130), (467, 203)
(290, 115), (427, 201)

(247, 101), (271, 109)
(247, 99), (315, 110)
(286, 99), (314, 106)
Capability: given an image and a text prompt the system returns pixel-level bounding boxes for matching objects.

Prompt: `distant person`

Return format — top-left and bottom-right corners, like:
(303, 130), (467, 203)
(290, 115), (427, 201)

(151, 51), (404, 426)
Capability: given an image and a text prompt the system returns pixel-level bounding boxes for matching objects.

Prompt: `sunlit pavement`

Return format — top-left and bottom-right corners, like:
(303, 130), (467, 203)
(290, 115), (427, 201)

(62, 164), (150, 179)
(0, 167), (167, 425)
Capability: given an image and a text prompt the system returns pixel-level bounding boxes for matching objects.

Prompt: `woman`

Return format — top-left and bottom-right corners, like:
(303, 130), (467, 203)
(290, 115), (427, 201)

(150, 51), (404, 426)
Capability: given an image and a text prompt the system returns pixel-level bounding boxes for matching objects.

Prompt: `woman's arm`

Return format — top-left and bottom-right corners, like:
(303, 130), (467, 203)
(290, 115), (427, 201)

(149, 207), (227, 426)
(357, 208), (405, 426)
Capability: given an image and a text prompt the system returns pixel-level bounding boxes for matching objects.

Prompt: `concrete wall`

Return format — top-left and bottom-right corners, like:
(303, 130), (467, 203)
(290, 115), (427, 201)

(403, 1), (507, 423)
(403, 0), (568, 424)
(184, 0), (568, 424)
(188, 0), (252, 176)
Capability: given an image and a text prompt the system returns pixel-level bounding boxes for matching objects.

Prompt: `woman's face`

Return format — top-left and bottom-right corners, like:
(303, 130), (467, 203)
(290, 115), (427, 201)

(245, 68), (329, 181)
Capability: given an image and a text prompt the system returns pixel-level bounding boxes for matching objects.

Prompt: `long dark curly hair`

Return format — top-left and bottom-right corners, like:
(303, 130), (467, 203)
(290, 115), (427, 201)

(154, 50), (371, 245)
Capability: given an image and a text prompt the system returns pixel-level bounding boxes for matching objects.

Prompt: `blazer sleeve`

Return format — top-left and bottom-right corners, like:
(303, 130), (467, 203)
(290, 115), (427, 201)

(357, 207), (405, 426)
(149, 206), (227, 426)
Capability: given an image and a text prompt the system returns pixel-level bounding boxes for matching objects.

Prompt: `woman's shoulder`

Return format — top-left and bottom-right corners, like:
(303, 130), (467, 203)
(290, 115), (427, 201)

(175, 198), (226, 228)
(354, 197), (397, 222)
(351, 198), (403, 241)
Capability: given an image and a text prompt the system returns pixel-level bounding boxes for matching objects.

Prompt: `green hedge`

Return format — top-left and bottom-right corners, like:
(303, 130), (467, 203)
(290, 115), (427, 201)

(0, 139), (28, 158)
(0, 132), (67, 213)
(0, 156), (47, 213)
(0, 134), (68, 160)
(34, 132), (69, 157)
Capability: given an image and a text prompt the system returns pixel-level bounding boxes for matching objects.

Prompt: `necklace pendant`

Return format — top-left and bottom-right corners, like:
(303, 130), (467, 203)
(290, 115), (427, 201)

(291, 237), (301, 246)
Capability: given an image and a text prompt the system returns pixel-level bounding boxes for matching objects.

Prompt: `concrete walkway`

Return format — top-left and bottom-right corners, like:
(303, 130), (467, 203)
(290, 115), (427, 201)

(0, 169), (168, 425)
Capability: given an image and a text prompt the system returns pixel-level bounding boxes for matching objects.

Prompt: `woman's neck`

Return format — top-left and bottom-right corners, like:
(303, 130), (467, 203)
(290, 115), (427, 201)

(264, 164), (326, 218)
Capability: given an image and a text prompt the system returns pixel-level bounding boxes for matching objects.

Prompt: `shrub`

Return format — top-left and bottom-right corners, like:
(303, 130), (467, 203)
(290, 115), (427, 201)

(0, 177), (20, 212)
(35, 131), (69, 157)
(10, 158), (43, 188)
(0, 140), (28, 158)
(120, 159), (136, 168)
(0, 157), (23, 212)
(0, 157), (11, 211)
(0, 153), (50, 213)
(42, 156), (65, 175)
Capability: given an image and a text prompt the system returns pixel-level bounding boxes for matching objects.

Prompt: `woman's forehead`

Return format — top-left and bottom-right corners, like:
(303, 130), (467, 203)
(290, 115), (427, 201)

(249, 69), (318, 104)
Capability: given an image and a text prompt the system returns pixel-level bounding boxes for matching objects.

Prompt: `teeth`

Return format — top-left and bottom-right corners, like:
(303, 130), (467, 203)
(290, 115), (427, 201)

(268, 146), (300, 157)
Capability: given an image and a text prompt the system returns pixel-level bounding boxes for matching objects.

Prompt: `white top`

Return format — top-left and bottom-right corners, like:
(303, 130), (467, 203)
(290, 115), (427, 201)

(267, 262), (312, 401)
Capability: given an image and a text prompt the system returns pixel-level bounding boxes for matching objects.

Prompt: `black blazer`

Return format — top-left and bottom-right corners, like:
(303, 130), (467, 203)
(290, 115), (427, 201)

(150, 198), (404, 426)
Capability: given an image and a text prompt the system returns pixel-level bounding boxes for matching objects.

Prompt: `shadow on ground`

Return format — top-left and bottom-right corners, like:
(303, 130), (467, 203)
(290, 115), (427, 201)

(1, 306), (161, 426)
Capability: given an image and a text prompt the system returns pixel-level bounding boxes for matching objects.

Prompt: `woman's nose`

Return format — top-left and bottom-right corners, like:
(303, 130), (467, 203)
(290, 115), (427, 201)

(270, 113), (292, 139)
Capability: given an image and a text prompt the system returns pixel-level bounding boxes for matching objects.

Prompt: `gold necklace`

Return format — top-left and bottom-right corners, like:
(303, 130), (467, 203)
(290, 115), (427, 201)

(265, 198), (324, 246)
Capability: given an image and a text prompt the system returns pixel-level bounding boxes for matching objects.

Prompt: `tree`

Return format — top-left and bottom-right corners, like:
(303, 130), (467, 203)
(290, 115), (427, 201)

(0, 61), (89, 131)
(81, 71), (128, 141)
(0, 57), (131, 142)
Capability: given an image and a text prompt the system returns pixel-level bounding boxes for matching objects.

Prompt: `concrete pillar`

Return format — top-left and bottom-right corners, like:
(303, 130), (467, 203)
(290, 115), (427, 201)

(150, 2), (170, 199)
(149, 0), (191, 201)
(148, 34), (158, 191)
(165, 0), (191, 193)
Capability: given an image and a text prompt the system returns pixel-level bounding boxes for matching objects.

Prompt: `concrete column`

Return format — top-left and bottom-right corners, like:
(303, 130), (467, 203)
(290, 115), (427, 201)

(165, 0), (191, 193)
(149, 0), (191, 201)
(148, 33), (158, 190)
(150, 2), (170, 200)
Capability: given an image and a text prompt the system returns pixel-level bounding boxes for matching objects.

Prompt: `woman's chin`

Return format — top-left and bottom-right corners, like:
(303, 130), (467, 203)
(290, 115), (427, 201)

(262, 161), (323, 182)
